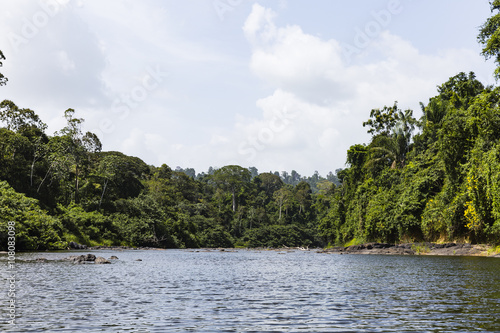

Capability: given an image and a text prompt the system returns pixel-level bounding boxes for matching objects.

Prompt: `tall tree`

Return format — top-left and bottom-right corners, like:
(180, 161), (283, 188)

(212, 165), (251, 212)
(257, 172), (283, 197)
(95, 155), (120, 209)
(56, 109), (101, 203)
(274, 186), (293, 221)
(295, 181), (312, 214)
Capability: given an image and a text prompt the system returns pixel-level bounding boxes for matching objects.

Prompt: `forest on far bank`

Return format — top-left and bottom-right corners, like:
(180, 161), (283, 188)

(2, 2), (500, 251)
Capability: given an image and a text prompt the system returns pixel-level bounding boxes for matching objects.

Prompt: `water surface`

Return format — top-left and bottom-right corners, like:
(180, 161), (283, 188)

(1, 249), (499, 332)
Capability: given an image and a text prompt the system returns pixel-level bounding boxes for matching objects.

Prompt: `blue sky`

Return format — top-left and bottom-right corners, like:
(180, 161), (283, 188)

(0, 0), (496, 176)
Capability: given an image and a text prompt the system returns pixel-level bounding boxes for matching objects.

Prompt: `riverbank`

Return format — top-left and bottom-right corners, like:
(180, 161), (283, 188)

(2, 243), (499, 257)
(317, 242), (500, 257)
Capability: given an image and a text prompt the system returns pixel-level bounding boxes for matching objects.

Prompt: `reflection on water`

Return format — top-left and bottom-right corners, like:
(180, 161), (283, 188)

(1, 250), (499, 332)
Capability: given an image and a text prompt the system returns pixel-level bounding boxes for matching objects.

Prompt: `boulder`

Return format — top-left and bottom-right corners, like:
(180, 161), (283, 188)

(65, 254), (96, 264)
(95, 257), (111, 264)
(109, 255), (119, 260)
(85, 254), (96, 261)
(68, 241), (87, 250)
(65, 255), (85, 263)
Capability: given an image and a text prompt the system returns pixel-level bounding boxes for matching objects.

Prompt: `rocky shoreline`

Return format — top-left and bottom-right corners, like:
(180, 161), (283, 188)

(68, 241), (162, 251)
(317, 242), (500, 257)
(3, 243), (498, 258)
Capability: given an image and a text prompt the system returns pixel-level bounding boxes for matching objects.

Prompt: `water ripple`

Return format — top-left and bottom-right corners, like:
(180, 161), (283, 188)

(0, 250), (499, 332)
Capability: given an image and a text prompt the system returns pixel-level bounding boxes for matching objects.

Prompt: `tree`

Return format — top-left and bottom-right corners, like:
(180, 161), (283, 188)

(436, 73), (485, 185)
(184, 168), (196, 179)
(368, 129), (409, 170)
(326, 171), (340, 186)
(436, 72), (485, 109)
(0, 100), (50, 190)
(291, 170), (301, 186)
(212, 165), (251, 212)
(95, 155), (121, 209)
(478, 0), (500, 80)
(364, 103), (417, 170)
(347, 144), (368, 168)
(0, 50), (7, 86)
(249, 166), (259, 179)
(257, 172), (283, 197)
(273, 186), (293, 221)
(363, 102), (399, 136)
(0, 100), (47, 133)
(363, 102), (417, 139)
(0, 128), (31, 192)
(56, 109), (102, 203)
(295, 181), (312, 214)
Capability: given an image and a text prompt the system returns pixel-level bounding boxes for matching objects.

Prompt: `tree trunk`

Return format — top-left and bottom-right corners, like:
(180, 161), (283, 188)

(99, 178), (108, 209)
(30, 160), (35, 187)
(75, 163), (79, 203)
(232, 187), (236, 212)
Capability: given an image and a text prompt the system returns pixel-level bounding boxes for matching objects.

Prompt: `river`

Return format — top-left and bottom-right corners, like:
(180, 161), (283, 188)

(1, 249), (499, 332)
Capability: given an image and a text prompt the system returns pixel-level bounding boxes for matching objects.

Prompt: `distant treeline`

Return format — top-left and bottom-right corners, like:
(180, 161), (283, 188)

(175, 166), (341, 191)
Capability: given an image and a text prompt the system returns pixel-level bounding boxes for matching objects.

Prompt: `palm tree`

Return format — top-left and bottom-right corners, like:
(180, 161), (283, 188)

(364, 105), (417, 171)
(367, 124), (410, 170)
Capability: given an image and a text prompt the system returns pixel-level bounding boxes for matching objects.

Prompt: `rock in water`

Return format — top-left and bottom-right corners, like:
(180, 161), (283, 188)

(95, 257), (111, 264)
(64, 254), (96, 264)
(67, 255), (86, 263)
(85, 254), (96, 262)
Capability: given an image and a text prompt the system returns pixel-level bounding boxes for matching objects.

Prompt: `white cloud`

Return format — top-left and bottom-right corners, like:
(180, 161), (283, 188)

(0, 2), (496, 176)
(243, 4), (277, 46)
(55, 50), (76, 73)
(231, 3), (495, 174)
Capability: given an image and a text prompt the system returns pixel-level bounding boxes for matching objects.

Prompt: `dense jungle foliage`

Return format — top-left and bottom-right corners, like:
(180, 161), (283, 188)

(2, 3), (500, 250)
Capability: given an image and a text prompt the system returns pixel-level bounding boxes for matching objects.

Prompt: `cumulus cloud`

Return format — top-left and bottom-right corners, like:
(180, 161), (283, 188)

(231, 3), (494, 174)
(0, 1), (108, 135)
(244, 4), (347, 106)
(0, 2), (495, 176)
